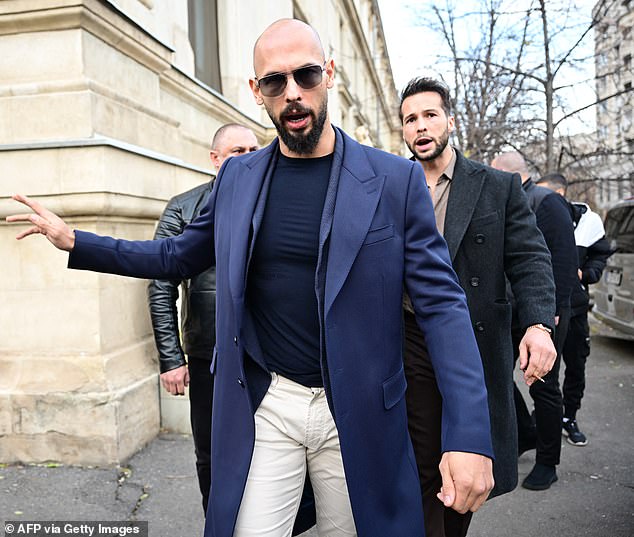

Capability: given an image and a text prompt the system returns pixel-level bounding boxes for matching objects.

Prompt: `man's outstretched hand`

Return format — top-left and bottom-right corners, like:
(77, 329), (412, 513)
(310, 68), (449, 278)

(6, 194), (75, 251)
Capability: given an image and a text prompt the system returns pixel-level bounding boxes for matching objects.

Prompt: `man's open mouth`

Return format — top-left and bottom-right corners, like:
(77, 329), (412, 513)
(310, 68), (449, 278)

(284, 111), (311, 128)
(415, 136), (433, 148)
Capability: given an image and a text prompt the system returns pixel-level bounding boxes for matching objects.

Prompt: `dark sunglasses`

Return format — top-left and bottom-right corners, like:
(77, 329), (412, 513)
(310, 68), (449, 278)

(254, 63), (326, 97)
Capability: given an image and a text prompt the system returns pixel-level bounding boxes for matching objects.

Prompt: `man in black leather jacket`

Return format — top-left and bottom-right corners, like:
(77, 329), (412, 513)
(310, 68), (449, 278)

(148, 124), (259, 512)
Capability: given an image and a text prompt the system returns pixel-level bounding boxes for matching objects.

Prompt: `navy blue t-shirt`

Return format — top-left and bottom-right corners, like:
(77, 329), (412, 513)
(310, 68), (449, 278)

(246, 152), (333, 387)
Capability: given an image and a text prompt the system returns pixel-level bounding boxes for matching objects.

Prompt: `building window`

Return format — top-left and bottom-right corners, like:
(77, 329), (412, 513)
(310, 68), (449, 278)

(188, 0), (222, 92)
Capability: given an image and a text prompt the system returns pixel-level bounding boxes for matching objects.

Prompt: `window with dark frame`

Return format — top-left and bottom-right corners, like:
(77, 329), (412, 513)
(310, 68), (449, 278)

(188, 0), (222, 92)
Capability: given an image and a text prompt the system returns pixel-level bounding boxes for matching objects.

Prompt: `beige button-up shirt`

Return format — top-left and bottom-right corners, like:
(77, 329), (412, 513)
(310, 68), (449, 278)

(429, 147), (456, 236)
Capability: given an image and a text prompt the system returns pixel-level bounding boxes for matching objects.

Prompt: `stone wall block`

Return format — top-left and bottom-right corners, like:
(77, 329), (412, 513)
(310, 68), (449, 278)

(0, 373), (159, 465)
(0, 29), (83, 84)
(0, 432), (118, 466)
(0, 287), (100, 353)
(103, 340), (158, 393)
(0, 394), (12, 436)
(0, 357), (102, 395)
(0, 92), (93, 144)
(12, 391), (116, 438)
(159, 385), (191, 434)
(83, 31), (159, 111)
(114, 374), (160, 461)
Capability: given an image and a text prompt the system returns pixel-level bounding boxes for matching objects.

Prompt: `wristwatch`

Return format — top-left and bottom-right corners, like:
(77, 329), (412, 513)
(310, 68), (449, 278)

(527, 323), (552, 334)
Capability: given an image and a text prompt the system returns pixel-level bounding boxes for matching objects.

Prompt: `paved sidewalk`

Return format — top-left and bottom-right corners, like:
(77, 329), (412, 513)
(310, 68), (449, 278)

(469, 335), (634, 537)
(1, 434), (204, 536)
(1, 335), (632, 537)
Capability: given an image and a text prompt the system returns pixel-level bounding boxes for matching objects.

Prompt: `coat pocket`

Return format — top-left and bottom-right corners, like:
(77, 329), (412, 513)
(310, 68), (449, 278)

(471, 210), (499, 227)
(382, 364), (407, 410)
(363, 224), (394, 245)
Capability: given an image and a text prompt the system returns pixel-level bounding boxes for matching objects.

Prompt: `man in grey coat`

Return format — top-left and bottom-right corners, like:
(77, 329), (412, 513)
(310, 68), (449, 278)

(400, 77), (557, 537)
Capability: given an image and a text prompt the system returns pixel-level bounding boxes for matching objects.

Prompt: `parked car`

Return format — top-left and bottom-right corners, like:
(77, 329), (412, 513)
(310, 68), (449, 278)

(592, 198), (634, 339)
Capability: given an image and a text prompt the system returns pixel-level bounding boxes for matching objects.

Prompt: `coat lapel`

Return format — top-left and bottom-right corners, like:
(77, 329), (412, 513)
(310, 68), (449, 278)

(443, 151), (486, 260)
(228, 142), (277, 301)
(324, 131), (385, 314)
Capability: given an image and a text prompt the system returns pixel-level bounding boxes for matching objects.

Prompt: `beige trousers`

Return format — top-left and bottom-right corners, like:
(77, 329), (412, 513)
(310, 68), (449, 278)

(233, 373), (357, 537)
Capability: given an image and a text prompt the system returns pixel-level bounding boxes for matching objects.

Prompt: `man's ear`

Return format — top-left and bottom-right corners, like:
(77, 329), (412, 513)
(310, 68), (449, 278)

(249, 78), (264, 105)
(210, 150), (221, 171)
(325, 58), (335, 89)
(448, 114), (456, 134)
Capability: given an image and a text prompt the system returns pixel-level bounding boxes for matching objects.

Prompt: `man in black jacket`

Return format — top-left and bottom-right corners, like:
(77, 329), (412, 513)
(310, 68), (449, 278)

(400, 77), (557, 537)
(491, 153), (578, 491)
(537, 173), (612, 446)
(148, 123), (259, 512)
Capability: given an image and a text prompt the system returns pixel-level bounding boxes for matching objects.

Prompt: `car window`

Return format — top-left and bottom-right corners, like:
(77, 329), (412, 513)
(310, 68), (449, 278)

(606, 206), (634, 254)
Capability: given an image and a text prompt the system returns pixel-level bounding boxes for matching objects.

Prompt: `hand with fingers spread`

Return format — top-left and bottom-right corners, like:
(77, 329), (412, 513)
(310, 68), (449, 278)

(518, 326), (557, 386)
(437, 451), (494, 514)
(160, 365), (190, 396)
(6, 194), (75, 251)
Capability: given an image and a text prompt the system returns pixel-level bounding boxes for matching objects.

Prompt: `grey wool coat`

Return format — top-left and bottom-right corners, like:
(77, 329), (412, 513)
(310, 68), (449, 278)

(442, 150), (555, 497)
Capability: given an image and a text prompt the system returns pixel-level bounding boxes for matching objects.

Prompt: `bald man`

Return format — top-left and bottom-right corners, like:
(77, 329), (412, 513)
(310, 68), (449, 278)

(8, 19), (494, 537)
(148, 124), (259, 515)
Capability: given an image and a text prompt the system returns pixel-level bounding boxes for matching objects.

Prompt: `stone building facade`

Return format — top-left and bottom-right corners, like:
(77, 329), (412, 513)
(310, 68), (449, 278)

(0, 0), (400, 465)
(594, 0), (634, 208)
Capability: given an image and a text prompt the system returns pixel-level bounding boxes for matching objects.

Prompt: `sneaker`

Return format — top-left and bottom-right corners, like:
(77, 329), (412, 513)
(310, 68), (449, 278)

(562, 418), (588, 446)
(522, 463), (558, 490)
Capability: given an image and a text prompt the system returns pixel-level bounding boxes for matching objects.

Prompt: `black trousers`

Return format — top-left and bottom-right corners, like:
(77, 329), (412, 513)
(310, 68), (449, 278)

(403, 312), (473, 537)
(513, 309), (570, 467)
(187, 355), (214, 514)
(562, 312), (590, 419)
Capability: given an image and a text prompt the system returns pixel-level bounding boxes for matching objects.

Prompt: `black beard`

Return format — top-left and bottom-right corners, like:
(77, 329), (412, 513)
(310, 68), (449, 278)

(408, 128), (450, 162)
(268, 100), (328, 155)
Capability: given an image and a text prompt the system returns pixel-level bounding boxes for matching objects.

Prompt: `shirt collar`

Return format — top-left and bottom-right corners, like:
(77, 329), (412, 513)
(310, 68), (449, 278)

(409, 147), (456, 182)
(440, 147), (457, 182)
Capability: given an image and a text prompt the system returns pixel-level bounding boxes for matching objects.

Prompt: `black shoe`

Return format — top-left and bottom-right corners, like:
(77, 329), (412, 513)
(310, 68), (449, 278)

(522, 463), (558, 490)
(562, 418), (588, 446)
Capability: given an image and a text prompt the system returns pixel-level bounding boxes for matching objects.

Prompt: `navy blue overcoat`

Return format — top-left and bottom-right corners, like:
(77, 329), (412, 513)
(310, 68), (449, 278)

(69, 128), (493, 537)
